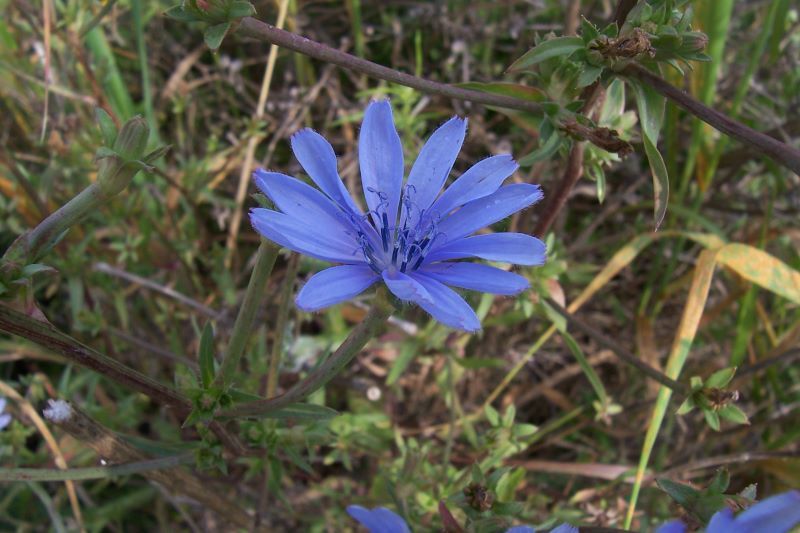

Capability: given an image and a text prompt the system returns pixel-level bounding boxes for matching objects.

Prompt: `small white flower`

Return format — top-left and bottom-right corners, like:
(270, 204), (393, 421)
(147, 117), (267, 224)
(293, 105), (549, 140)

(43, 399), (72, 423)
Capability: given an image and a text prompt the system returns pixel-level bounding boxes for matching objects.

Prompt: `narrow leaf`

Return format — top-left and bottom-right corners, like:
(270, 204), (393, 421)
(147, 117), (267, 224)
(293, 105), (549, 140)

(204, 22), (231, 51)
(198, 323), (215, 388)
(507, 36), (585, 72)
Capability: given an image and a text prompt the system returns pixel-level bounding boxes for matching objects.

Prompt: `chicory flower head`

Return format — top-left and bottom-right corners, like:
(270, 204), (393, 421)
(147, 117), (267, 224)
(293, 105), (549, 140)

(250, 100), (545, 331)
(0, 397), (11, 431)
(346, 505), (577, 533)
(656, 490), (800, 533)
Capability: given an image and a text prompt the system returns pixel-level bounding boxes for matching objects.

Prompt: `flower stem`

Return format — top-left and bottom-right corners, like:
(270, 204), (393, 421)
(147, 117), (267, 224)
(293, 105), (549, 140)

(215, 239), (279, 390)
(3, 182), (105, 266)
(266, 253), (299, 397)
(220, 287), (394, 418)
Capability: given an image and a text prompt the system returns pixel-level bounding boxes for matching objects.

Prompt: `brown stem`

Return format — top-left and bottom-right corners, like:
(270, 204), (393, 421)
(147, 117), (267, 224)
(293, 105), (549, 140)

(625, 63), (800, 175)
(235, 17), (542, 114)
(534, 141), (585, 236)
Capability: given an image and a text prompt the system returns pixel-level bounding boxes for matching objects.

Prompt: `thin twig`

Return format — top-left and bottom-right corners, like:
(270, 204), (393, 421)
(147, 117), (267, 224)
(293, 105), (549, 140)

(545, 298), (691, 395)
(625, 63), (800, 175)
(235, 17), (542, 114)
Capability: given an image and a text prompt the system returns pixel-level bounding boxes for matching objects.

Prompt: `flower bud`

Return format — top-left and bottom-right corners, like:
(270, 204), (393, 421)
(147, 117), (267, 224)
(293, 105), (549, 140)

(679, 31), (708, 54)
(97, 116), (149, 197)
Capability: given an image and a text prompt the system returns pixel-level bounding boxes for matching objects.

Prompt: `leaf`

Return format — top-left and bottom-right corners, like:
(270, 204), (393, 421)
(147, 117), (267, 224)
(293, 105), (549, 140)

(718, 404), (749, 425)
(387, 341), (418, 385)
(577, 64), (604, 88)
(715, 244), (800, 305)
(705, 367), (736, 388)
(227, 0), (255, 18)
(519, 131), (562, 165)
(676, 396), (695, 415)
(703, 409), (721, 431)
(561, 330), (608, 404)
(198, 323), (215, 388)
(507, 36), (585, 72)
(484, 404), (499, 426)
(164, 4), (201, 22)
(95, 108), (117, 146)
(259, 403), (339, 421)
(457, 81), (547, 102)
(204, 22), (231, 51)
(631, 79), (669, 230)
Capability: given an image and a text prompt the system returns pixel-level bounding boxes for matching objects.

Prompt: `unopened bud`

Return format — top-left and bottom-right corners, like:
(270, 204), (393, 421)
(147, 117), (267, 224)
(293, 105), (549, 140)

(679, 31), (709, 54)
(97, 116), (149, 196)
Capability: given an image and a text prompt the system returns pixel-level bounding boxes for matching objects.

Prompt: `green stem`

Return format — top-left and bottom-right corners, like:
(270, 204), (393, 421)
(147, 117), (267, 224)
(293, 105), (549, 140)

(266, 254), (299, 397)
(221, 288), (393, 418)
(3, 183), (105, 266)
(215, 240), (279, 390)
(0, 454), (194, 481)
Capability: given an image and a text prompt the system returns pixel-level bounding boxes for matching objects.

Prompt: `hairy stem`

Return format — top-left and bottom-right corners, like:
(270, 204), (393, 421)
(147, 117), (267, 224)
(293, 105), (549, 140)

(235, 17), (542, 114)
(215, 239), (279, 390)
(221, 288), (393, 418)
(266, 253), (299, 397)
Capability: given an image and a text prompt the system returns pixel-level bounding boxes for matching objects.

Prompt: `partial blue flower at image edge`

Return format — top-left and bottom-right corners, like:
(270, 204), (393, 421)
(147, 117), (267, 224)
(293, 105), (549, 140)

(345, 505), (578, 533)
(656, 489), (800, 533)
(250, 100), (546, 332)
(0, 397), (11, 431)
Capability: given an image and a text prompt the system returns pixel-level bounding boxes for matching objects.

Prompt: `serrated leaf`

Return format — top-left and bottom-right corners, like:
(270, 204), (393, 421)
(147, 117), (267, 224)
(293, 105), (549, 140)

(507, 36), (585, 72)
(718, 404), (749, 425)
(198, 323), (215, 388)
(706, 367), (737, 388)
(95, 108), (117, 146)
(204, 22), (231, 51)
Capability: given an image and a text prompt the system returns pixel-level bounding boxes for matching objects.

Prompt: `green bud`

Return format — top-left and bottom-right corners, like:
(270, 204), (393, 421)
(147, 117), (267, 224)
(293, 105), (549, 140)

(679, 31), (709, 54)
(97, 116), (149, 197)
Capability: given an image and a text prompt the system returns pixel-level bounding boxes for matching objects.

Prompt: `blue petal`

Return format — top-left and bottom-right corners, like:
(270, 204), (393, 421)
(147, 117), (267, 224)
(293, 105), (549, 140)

(505, 527), (535, 533)
(0, 413), (10, 431)
(296, 265), (379, 311)
(402, 116), (466, 224)
(706, 508), (736, 533)
(360, 100), (404, 229)
(290, 128), (361, 213)
(654, 520), (686, 533)
(430, 155), (518, 218)
(733, 491), (800, 533)
(250, 208), (361, 264)
(420, 262), (529, 295)
(436, 184), (543, 243)
(346, 505), (411, 533)
(550, 525), (578, 533)
(383, 270), (433, 304)
(425, 233), (546, 266)
(253, 170), (354, 233)
(0, 397), (5, 412)
(409, 273), (481, 332)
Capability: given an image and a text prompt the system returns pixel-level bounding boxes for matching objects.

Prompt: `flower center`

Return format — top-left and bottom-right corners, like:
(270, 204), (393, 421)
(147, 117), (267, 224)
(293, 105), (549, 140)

(356, 185), (442, 274)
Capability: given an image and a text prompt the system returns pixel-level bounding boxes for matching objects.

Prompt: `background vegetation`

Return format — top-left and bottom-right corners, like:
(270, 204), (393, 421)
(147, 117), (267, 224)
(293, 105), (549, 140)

(0, 0), (798, 531)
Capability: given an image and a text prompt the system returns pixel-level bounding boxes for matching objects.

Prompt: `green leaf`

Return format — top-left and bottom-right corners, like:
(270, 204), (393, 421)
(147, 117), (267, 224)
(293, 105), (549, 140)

(507, 36), (585, 72)
(656, 478), (700, 508)
(387, 341), (418, 385)
(95, 147), (118, 160)
(706, 367), (737, 388)
(164, 4), (201, 22)
(519, 131), (562, 165)
(676, 395), (695, 415)
(718, 404), (749, 425)
(561, 330), (608, 405)
(204, 22), (231, 51)
(198, 323), (215, 388)
(707, 468), (730, 494)
(703, 409), (721, 431)
(259, 403), (339, 421)
(456, 81), (547, 102)
(577, 64), (604, 88)
(20, 264), (57, 278)
(484, 404), (499, 426)
(631, 78), (669, 230)
(227, 1), (256, 19)
(95, 108), (117, 146)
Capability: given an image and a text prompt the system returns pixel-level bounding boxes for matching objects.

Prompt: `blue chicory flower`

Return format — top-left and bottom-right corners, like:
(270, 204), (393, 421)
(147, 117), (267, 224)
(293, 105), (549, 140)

(0, 397), (11, 430)
(656, 490), (800, 533)
(346, 505), (577, 533)
(250, 100), (545, 331)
